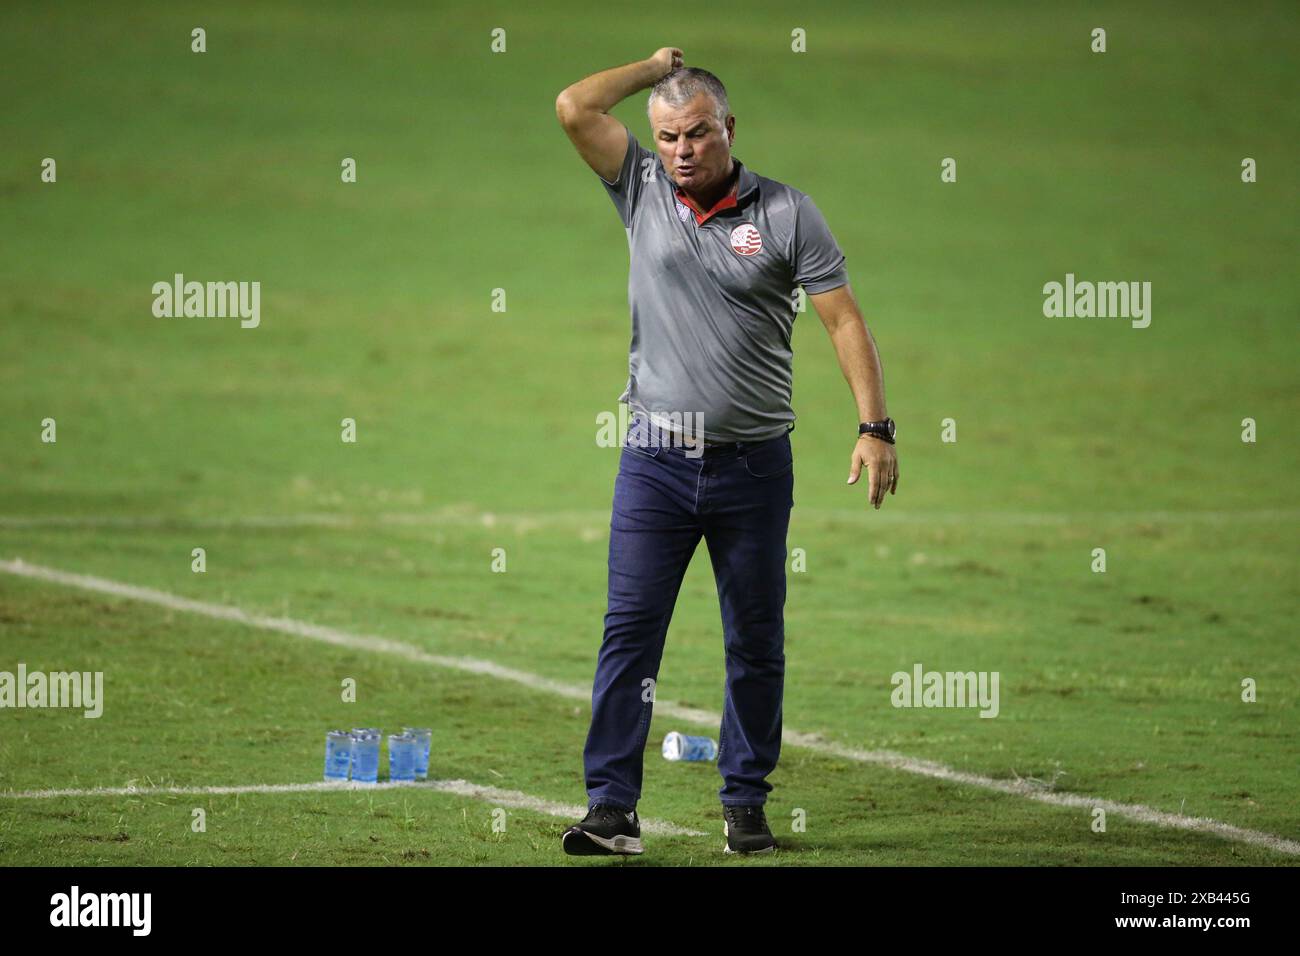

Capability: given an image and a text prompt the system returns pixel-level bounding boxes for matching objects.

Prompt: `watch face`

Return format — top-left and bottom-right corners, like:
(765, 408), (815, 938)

(887, 419), (896, 439)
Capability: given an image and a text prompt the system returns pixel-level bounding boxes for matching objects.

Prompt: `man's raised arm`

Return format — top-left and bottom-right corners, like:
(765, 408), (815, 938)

(555, 48), (683, 183)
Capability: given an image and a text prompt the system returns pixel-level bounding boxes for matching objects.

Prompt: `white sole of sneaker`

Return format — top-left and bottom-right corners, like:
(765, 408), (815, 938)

(565, 828), (644, 855)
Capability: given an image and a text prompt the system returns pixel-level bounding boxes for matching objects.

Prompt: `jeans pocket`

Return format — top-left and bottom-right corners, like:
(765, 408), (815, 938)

(742, 437), (793, 479)
(624, 418), (662, 459)
(624, 442), (662, 460)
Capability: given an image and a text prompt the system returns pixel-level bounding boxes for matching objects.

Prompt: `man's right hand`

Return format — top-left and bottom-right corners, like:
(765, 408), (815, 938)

(650, 47), (684, 78)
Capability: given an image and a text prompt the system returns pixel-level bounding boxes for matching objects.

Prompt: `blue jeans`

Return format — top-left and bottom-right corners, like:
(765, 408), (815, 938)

(583, 415), (794, 810)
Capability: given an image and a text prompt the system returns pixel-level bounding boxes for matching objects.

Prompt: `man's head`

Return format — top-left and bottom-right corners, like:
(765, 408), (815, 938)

(646, 68), (735, 198)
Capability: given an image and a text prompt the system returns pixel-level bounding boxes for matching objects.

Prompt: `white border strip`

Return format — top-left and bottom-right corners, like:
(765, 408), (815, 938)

(2, 557), (1296, 857)
(0, 778), (705, 837)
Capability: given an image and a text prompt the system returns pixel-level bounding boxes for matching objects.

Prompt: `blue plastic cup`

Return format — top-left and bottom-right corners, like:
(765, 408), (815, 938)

(323, 730), (354, 782)
(388, 733), (417, 782)
(350, 732), (381, 784)
(662, 731), (717, 762)
(403, 727), (432, 780)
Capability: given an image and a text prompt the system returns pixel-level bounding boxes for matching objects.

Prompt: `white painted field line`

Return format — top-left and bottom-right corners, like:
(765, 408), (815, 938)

(780, 732), (1300, 856)
(2, 557), (1297, 857)
(1, 507), (1297, 532)
(0, 557), (586, 699)
(0, 778), (705, 837)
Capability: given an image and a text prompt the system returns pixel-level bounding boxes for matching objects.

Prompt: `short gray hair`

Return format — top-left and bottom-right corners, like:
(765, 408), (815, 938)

(646, 67), (730, 127)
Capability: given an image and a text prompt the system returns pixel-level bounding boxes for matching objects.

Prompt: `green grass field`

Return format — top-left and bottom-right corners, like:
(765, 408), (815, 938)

(1, 0), (1296, 866)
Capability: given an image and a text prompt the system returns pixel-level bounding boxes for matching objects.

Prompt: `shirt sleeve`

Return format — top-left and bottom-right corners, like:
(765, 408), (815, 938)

(792, 193), (848, 293)
(599, 125), (657, 228)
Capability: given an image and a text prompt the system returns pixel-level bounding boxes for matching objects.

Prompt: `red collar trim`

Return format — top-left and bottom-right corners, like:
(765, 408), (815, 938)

(675, 167), (741, 225)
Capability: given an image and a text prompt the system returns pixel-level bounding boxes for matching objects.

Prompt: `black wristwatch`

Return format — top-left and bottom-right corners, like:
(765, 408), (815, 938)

(858, 418), (896, 444)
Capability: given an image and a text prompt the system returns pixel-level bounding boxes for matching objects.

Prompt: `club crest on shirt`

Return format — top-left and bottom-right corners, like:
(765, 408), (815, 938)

(675, 202), (692, 222)
(729, 223), (762, 256)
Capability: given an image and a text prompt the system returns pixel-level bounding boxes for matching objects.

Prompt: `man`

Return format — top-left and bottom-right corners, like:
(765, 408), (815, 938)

(554, 48), (898, 856)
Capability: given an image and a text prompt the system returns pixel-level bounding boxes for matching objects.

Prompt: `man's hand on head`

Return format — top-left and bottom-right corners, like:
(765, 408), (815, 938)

(847, 436), (899, 510)
(650, 47), (684, 77)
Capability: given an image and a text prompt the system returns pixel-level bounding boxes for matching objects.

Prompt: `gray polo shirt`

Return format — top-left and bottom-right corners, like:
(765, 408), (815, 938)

(599, 123), (848, 443)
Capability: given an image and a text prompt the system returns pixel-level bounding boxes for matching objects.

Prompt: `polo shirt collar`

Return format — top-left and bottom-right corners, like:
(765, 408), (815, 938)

(673, 157), (758, 225)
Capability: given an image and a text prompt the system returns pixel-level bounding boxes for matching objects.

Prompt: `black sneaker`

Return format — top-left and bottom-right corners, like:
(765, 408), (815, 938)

(562, 804), (644, 856)
(722, 804), (777, 854)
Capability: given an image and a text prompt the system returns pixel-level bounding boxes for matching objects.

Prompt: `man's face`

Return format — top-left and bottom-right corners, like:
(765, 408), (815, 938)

(649, 92), (735, 195)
